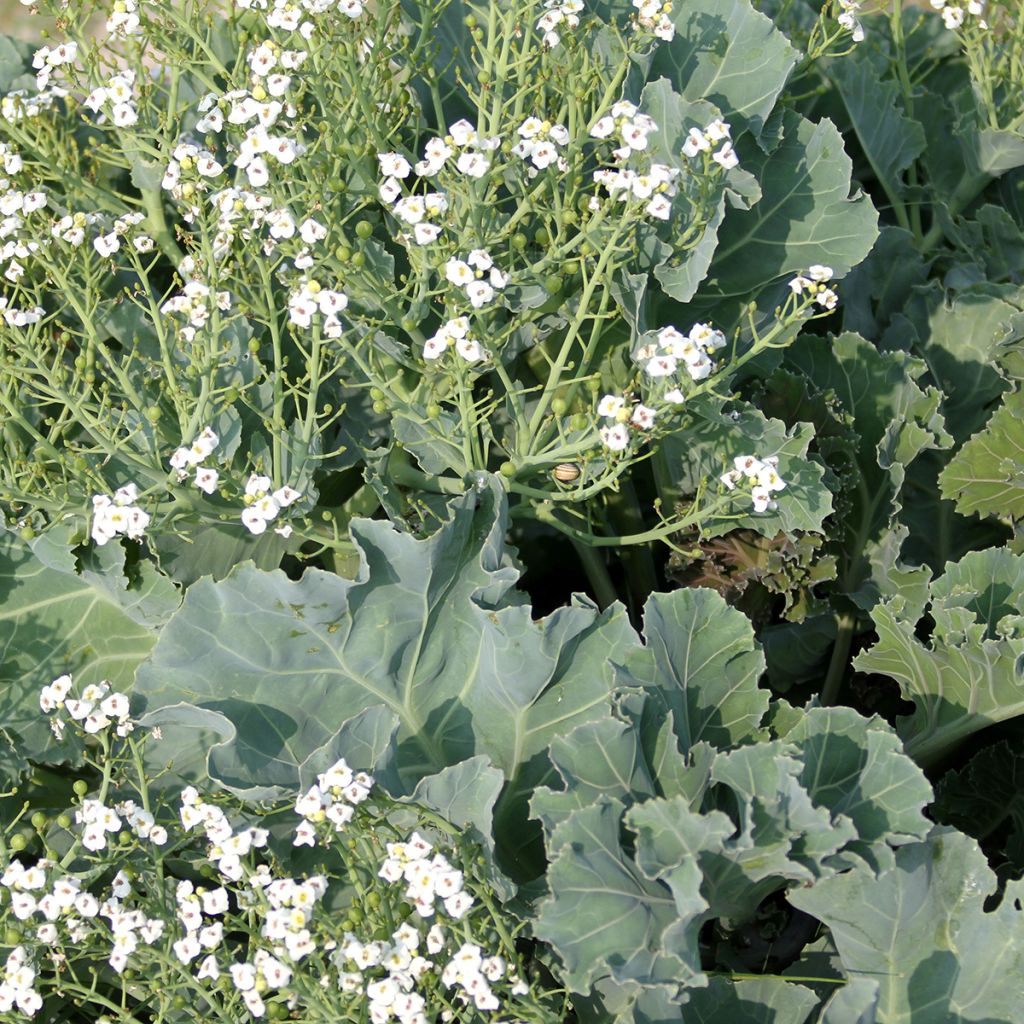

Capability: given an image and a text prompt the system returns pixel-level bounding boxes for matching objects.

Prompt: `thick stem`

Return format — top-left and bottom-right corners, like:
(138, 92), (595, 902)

(821, 611), (857, 706)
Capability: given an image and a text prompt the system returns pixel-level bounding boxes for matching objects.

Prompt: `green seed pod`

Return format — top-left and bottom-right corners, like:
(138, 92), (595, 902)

(145, 406), (161, 423)
(426, 402), (442, 418)
(463, 13), (477, 27)
(370, 386), (385, 401)
(56, 813), (72, 830)
(400, 318), (417, 333)
(472, 27), (484, 42)
(534, 227), (550, 247)
(18, 526), (35, 541)
(512, 232), (528, 251)
(73, 780), (89, 797)
(30, 812), (47, 831)
(248, 338), (261, 354)
(544, 273), (563, 294)
(570, 412), (588, 431)
(372, 400), (388, 414)
(351, 251), (366, 268)
(355, 220), (374, 240)
(335, 245), (352, 263)
(9, 834), (26, 852)
(551, 397), (568, 416)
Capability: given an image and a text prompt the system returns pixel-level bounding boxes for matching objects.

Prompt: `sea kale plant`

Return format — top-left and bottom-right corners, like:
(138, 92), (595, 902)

(3, 0), (1024, 1022)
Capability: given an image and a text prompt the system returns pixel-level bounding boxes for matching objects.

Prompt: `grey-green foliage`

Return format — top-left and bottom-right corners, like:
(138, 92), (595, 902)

(0, 526), (174, 779)
(854, 546), (1024, 767)
(790, 828), (1024, 1024)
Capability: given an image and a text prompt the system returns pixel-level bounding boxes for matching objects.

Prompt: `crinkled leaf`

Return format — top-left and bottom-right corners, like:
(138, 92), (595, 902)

(663, 396), (834, 539)
(938, 387), (1024, 519)
(135, 480), (638, 869)
(778, 706), (933, 873)
(854, 547), (1024, 766)
(534, 798), (703, 996)
(789, 829), (1024, 1024)
(785, 332), (950, 604)
(616, 588), (769, 753)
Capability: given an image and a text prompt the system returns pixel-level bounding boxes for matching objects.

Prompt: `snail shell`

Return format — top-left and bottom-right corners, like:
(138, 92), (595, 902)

(552, 463), (581, 483)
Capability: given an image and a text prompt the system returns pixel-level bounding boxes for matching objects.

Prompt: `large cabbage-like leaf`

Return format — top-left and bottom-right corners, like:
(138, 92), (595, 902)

(854, 547), (1024, 766)
(938, 387), (1024, 519)
(784, 332), (950, 605)
(789, 829), (1024, 1024)
(614, 587), (769, 752)
(695, 110), (878, 311)
(0, 530), (159, 765)
(135, 479), (637, 867)
(648, 0), (798, 137)
(661, 396), (834, 541)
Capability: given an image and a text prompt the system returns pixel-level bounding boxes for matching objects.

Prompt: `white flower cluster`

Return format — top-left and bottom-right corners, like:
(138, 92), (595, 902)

(293, 757), (374, 847)
(32, 41), (77, 91)
(378, 832), (473, 920)
(640, 322), (727, 384)
(420, 119), (501, 180)
(0, 87), (67, 125)
(106, 0), (142, 37)
(179, 786), (271, 883)
(0, 947), (40, 1016)
(39, 675), (133, 740)
(91, 211), (154, 258)
(514, 117), (570, 174)
(0, 296), (44, 327)
(83, 70), (139, 129)
(837, 0), (865, 41)
(96, 893), (167, 974)
(593, 162), (679, 220)
(720, 454), (786, 513)
(596, 394), (657, 451)
(929, 0), (986, 29)
(788, 264), (838, 310)
(160, 280), (233, 342)
(391, 192), (449, 246)
(235, 0), (367, 33)
(91, 483), (150, 546)
(288, 278), (347, 335)
(441, 941), (525, 1015)
(590, 101), (658, 162)
(170, 425), (220, 494)
(444, 250), (509, 308)
(422, 316), (487, 363)
(241, 474), (302, 536)
(632, 0), (674, 40)
(536, 0), (584, 47)
(682, 118), (738, 170)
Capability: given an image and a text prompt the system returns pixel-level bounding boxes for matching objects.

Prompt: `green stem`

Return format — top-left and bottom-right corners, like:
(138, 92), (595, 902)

(572, 540), (619, 609)
(821, 611), (856, 706)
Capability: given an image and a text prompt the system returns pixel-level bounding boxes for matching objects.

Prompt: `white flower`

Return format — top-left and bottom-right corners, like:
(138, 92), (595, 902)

(195, 467), (219, 494)
(94, 232), (119, 257)
(631, 404), (656, 429)
(597, 394), (625, 418)
(712, 143), (738, 170)
(600, 423), (630, 451)
(374, 151), (411, 179)
(241, 508), (268, 535)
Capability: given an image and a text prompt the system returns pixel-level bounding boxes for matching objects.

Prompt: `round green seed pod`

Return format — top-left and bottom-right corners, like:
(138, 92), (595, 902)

(355, 220), (374, 240)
